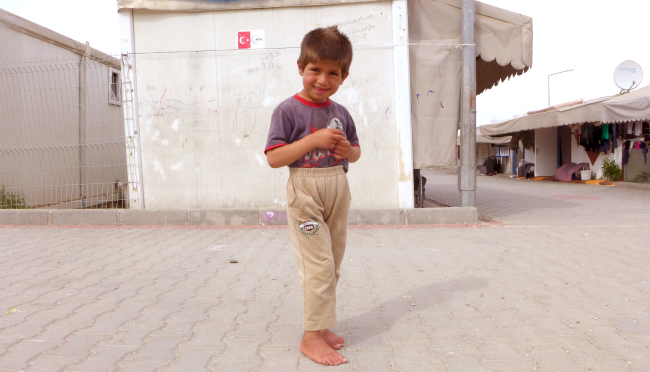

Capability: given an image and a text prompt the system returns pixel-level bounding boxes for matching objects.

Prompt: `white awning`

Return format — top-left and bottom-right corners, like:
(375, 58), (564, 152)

(477, 134), (511, 144)
(410, 0), (533, 168)
(602, 84), (650, 123)
(478, 84), (650, 137)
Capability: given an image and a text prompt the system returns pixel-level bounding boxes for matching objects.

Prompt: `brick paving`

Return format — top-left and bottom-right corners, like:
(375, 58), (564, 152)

(1, 173), (650, 371)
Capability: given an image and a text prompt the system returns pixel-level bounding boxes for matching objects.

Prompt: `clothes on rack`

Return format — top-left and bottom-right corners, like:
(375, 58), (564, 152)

(580, 124), (589, 148)
(601, 138), (610, 153)
(593, 125), (602, 152)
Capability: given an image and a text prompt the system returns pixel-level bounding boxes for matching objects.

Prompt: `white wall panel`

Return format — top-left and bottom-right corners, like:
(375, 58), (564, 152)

(133, 2), (401, 209)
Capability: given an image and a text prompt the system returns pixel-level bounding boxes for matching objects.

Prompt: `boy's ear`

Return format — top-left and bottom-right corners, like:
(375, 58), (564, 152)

(340, 71), (349, 84)
(297, 60), (304, 76)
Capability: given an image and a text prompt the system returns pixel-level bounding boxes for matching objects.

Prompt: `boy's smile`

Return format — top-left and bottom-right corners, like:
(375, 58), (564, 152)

(298, 60), (349, 104)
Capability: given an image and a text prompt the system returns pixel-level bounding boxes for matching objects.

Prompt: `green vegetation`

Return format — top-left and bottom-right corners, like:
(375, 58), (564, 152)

(600, 158), (622, 181)
(0, 185), (27, 209)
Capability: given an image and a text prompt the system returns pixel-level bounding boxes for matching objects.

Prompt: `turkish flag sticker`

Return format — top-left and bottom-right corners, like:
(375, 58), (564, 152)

(238, 31), (251, 49)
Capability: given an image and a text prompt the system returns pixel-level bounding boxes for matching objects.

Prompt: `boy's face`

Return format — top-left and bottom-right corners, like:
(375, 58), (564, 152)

(297, 60), (349, 103)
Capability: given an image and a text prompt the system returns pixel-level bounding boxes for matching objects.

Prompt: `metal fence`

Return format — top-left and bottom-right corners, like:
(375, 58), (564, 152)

(0, 56), (129, 209)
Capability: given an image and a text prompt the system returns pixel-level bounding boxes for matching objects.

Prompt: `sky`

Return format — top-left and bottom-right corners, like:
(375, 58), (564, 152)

(1, 0), (649, 126)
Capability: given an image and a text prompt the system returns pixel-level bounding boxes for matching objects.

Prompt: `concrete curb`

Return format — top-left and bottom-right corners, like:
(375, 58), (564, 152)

(0, 207), (478, 226)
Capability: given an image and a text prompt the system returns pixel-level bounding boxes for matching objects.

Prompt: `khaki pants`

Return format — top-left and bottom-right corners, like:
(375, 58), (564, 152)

(287, 166), (351, 331)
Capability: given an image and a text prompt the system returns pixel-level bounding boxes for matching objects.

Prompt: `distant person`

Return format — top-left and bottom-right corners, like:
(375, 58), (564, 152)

(264, 26), (360, 366)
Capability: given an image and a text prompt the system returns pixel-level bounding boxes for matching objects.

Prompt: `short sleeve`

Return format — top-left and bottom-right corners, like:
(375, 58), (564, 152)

(265, 107), (292, 154)
(345, 110), (360, 147)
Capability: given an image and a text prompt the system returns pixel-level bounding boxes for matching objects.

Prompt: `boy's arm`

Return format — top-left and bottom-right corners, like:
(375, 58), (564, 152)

(333, 139), (361, 163)
(346, 145), (361, 163)
(266, 129), (344, 168)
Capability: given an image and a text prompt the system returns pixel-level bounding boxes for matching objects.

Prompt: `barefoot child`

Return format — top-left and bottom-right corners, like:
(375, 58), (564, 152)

(264, 26), (361, 366)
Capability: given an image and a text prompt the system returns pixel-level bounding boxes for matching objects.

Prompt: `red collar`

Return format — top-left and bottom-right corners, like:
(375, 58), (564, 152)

(293, 94), (331, 108)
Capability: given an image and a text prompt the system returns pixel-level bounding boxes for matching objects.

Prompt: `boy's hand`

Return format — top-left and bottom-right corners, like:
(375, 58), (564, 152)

(333, 138), (351, 160)
(311, 128), (345, 149)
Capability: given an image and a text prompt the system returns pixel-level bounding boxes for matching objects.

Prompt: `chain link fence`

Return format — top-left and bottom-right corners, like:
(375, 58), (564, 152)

(0, 56), (129, 209)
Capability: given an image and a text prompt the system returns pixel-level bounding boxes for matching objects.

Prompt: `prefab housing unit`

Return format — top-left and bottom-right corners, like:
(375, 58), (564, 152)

(0, 8), (128, 209)
(479, 86), (650, 180)
(118, 0), (532, 209)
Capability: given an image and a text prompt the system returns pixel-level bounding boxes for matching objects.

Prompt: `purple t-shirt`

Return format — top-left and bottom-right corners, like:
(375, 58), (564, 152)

(265, 94), (360, 171)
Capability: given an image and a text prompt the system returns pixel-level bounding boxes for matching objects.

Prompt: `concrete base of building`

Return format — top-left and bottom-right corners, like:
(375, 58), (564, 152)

(0, 207), (478, 226)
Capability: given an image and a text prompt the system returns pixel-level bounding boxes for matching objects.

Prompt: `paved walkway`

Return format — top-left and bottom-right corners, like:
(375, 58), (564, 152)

(1, 174), (649, 371)
(422, 168), (650, 226)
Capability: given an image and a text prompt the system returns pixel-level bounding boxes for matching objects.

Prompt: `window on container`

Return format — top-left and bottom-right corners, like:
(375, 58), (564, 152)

(109, 67), (122, 105)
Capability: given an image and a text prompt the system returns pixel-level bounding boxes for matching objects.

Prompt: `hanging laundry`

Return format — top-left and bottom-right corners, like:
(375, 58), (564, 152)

(593, 126), (602, 151)
(601, 138), (610, 153)
(635, 122), (643, 137)
(623, 140), (631, 165)
(612, 123), (618, 149)
(640, 142), (648, 164)
(627, 122), (633, 135)
(602, 124), (610, 140)
(580, 124), (589, 148)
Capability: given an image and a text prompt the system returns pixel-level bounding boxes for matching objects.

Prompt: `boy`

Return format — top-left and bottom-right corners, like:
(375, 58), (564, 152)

(264, 26), (361, 366)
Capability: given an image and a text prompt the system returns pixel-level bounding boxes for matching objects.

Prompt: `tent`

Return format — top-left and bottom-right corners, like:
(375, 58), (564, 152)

(478, 84), (650, 137)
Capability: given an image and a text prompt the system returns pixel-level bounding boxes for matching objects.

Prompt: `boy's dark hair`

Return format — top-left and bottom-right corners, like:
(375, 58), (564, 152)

(298, 26), (353, 75)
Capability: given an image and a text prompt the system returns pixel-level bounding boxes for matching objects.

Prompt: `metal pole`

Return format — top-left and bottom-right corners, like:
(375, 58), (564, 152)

(547, 69), (574, 106)
(458, 0), (476, 207)
(78, 53), (86, 206)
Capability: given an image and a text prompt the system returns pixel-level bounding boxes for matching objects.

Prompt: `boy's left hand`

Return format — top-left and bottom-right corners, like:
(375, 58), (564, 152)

(333, 139), (350, 160)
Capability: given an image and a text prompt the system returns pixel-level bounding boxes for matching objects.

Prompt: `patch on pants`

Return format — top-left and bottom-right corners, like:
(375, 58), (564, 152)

(298, 218), (320, 237)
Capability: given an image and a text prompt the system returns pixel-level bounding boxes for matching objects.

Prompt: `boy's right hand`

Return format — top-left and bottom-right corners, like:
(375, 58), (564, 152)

(310, 129), (345, 149)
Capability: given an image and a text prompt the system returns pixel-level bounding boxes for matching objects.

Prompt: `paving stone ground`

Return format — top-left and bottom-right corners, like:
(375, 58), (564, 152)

(1, 170), (649, 371)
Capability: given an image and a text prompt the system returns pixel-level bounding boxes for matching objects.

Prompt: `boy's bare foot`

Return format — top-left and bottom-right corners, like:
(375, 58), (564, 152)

(300, 331), (348, 366)
(320, 329), (345, 350)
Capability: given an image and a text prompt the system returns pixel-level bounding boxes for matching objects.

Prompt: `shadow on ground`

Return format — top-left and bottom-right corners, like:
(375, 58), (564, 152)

(340, 277), (487, 344)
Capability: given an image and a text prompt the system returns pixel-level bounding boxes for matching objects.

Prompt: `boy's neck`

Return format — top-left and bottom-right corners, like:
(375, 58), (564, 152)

(297, 90), (330, 104)
(294, 93), (331, 108)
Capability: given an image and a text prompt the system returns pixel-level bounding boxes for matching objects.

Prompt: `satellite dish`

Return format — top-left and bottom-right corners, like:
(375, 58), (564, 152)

(613, 60), (643, 92)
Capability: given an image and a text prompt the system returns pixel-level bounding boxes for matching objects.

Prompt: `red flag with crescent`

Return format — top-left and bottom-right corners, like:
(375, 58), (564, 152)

(238, 31), (251, 49)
